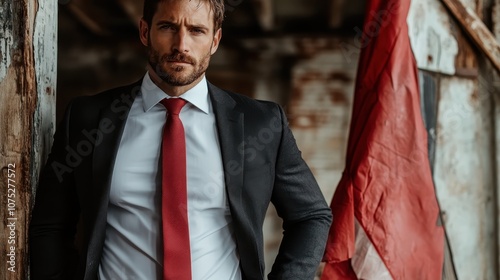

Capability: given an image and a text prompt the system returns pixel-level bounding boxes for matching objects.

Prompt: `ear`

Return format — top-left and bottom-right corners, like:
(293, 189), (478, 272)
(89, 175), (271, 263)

(139, 18), (149, 47)
(210, 28), (222, 55)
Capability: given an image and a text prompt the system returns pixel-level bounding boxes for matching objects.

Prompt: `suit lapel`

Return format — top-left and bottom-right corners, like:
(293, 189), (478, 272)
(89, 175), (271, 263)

(91, 82), (140, 199)
(209, 83), (265, 279)
(85, 81), (141, 278)
(208, 83), (245, 201)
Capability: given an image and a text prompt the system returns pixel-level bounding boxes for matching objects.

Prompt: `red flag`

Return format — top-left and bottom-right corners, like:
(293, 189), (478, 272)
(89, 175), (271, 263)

(321, 0), (444, 279)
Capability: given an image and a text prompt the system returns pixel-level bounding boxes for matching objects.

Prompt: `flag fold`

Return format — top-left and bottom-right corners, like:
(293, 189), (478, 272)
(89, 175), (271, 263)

(322, 0), (444, 279)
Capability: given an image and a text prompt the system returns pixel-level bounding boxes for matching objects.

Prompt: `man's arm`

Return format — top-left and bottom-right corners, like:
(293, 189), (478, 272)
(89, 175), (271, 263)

(268, 104), (333, 280)
(30, 101), (80, 280)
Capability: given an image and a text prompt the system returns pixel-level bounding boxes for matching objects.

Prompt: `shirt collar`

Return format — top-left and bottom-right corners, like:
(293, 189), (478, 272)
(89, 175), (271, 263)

(140, 72), (210, 114)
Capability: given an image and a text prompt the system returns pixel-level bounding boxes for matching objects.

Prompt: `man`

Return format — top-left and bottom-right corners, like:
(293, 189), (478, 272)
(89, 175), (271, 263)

(29, 0), (332, 279)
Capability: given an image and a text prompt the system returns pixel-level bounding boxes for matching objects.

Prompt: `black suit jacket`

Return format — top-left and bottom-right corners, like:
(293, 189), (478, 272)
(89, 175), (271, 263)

(30, 80), (333, 280)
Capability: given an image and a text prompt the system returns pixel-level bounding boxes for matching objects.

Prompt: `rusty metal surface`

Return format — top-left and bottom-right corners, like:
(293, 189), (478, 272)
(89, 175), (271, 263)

(419, 70), (461, 280)
(493, 0), (500, 273)
(434, 76), (497, 280)
(408, 0), (459, 74)
(494, 78), (500, 279)
(408, 0), (485, 76)
(32, 0), (57, 196)
(418, 71), (438, 169)
(442, 0), (500, 75)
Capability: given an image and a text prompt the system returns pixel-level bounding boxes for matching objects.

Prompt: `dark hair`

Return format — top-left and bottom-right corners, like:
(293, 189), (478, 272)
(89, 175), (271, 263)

(143, 0), (225, 31)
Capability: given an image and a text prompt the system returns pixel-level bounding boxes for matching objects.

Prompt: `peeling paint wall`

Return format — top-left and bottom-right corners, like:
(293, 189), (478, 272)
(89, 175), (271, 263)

(32, 0), (57, 194)
(0, 0), (57, 279)
(433, 77), (496, 280)
(409, 0), (499, 279)
(492, 0), (500, 273)
(0, 5), (13, 81)
(408, 0), (459, 74)
(494, 78), (500, 277)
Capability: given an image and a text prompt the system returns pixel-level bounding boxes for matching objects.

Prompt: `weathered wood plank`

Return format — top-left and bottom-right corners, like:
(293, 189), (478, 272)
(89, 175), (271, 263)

(0, 0), (57, 279)
(440, 0), (500, 74)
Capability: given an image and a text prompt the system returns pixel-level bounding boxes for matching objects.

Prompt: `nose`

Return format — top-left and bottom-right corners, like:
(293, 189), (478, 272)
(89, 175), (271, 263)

(172, 28), (189, 53)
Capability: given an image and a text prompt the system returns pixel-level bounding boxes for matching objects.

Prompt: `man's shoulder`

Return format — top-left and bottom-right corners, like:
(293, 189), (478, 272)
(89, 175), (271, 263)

(71, 79), (142, 110)
(208, 82), (280, 114)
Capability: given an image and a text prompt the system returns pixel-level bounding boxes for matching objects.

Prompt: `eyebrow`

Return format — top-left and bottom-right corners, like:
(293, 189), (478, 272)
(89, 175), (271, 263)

(155, 20), (210, 31)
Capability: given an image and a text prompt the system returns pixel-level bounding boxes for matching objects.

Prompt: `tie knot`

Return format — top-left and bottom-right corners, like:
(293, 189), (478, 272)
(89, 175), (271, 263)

(160, 98), (187, 115)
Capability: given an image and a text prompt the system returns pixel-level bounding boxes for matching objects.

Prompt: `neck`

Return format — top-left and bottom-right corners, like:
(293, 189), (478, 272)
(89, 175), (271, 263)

(147, 65), (204, 97)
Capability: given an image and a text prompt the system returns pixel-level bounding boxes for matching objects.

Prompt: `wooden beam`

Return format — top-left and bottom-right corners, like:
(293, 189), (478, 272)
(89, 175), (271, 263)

(440, 0), (500, 74)
(0, 0), (57, 279)
(252, 0), (274, 31)
(329, 0), (345, 28)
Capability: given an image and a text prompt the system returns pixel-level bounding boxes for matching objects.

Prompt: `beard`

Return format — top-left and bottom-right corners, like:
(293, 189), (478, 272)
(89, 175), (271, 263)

(148, 46), (212, 87)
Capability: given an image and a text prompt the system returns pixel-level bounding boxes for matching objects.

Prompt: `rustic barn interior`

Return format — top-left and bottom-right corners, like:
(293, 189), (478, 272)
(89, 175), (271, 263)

(1, 0), (500, 279)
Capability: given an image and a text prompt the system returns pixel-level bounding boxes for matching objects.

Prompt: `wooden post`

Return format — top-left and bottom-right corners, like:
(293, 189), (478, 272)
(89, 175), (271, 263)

(0, 0), (57, 279)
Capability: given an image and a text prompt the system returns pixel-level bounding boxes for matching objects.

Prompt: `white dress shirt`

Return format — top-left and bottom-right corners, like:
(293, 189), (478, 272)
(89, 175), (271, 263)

(98, 73), (242, 280)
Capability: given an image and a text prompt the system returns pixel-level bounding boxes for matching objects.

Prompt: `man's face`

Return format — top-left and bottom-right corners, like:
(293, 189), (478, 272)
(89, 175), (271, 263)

(139, 0), (221, 87)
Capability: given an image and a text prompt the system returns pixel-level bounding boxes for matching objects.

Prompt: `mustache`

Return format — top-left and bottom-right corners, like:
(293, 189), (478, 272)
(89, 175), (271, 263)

(162, 53), (195, 64)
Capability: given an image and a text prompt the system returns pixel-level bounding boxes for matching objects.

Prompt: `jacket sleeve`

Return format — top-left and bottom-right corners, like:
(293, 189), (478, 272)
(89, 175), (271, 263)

(268, 104), (333, 280)
(29, 101), (80, 280)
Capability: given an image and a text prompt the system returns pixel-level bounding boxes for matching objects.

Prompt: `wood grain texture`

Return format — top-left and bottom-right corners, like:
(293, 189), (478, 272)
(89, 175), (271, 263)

(0, 0), (56, 279)
(441, 0), (500, 74)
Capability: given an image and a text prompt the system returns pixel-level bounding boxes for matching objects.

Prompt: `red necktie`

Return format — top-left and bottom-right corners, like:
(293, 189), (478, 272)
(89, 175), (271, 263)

(160, 98), (191, 280)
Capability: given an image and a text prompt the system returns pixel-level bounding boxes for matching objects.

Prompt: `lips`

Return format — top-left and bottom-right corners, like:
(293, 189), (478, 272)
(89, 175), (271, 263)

(168, 60), (191, 64)
(165, 54), (194, 65)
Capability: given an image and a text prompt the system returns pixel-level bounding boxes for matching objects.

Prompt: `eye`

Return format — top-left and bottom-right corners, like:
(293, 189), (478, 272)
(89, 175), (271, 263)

(191, 28), (206, 34)
(160, 24), (176, 31)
